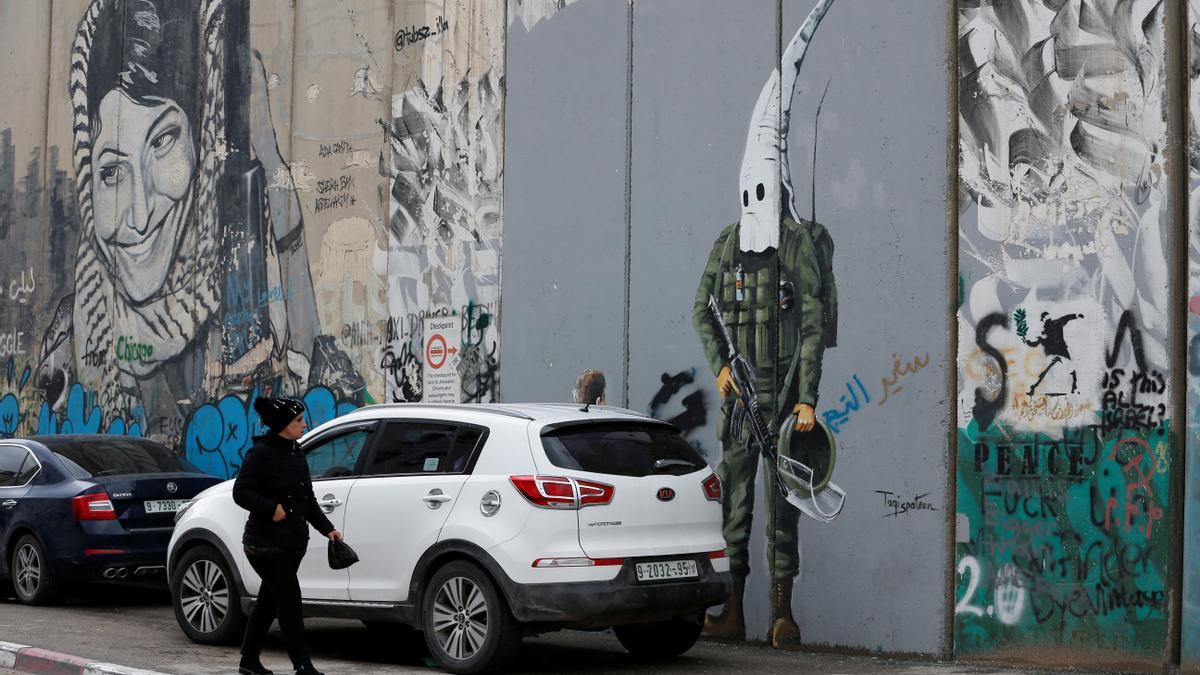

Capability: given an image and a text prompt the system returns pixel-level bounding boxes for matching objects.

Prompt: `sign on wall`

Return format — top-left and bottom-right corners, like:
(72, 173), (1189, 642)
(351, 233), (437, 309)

(422, 316), (462, 403)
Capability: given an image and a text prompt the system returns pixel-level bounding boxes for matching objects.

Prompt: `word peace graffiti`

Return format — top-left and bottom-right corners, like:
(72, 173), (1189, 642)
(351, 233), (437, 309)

(184, 386), (358, 479)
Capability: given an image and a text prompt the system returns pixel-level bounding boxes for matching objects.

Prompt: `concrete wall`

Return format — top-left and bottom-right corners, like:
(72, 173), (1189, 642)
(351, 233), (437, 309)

(0, 0), (504, 478)
(1187, 0), (1200, 670)
(503, 0), (954, 656)
(957, 0), (1174, 668)
(5, 0), (1200, 669)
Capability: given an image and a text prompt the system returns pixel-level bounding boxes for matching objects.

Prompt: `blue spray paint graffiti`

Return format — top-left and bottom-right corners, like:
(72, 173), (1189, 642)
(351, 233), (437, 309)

(184, 386), (358, 479)
(0, 366), (142, 439)
(36, 383), (143, 437)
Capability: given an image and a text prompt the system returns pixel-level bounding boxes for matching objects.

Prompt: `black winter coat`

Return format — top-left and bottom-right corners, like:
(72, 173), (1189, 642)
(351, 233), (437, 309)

(233, 433), (335, 552)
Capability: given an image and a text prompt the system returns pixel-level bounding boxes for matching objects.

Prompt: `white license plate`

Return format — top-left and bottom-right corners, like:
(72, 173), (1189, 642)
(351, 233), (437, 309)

(144, 500), (185, 514)
(635, 559), (699, 583)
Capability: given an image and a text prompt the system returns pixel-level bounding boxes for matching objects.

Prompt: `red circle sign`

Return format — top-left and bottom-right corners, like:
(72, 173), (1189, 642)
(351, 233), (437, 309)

(426, 334), (448, 369)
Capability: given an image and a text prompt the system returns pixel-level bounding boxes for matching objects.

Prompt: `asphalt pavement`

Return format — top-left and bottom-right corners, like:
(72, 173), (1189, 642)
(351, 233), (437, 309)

(0, 582), (1110, 674)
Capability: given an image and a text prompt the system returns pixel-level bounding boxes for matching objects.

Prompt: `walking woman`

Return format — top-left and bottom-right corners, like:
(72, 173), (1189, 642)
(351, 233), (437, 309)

(233, 397), (342, 675)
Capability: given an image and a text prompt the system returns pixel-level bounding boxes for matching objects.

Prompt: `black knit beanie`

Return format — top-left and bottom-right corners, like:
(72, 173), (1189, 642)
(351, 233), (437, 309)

(253, 396), (306, 434)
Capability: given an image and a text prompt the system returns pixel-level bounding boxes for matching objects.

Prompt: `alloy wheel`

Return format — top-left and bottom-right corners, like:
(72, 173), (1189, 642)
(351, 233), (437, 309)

(14, 543), (40, 597)
(431, 575), (489, 661)
(179, 559), (230, 635)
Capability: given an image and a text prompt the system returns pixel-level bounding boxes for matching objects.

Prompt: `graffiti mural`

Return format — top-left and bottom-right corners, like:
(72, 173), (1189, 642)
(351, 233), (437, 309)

(957, 0), (1170, 661)
(384, 67), (503, 404)
(690, 0), (842, 651)
(0, 0), (505, 476)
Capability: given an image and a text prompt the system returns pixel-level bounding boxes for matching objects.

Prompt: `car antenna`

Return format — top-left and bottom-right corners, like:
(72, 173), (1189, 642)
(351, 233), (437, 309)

(580, 402), (591, 413)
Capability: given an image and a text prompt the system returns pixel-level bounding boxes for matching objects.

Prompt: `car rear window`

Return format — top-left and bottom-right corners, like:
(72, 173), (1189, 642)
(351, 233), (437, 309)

(540, 422), (707, 477)
(42, 438), (200, 477)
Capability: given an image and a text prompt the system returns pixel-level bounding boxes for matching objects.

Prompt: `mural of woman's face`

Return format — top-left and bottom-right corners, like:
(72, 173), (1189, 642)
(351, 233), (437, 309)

(91, 90), (195, 303)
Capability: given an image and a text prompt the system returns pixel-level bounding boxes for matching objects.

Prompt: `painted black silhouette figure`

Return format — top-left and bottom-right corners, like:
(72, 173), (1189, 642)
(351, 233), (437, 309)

(1022, 312), (1083, 396)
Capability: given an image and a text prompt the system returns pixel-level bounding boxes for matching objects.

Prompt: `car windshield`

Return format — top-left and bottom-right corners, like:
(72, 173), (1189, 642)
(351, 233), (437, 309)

(42, 437), (201, 477)
(540, 422), (707, 477)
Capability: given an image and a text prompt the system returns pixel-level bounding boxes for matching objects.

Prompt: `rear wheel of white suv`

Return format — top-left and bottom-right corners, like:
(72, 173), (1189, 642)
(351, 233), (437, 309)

(613, 611), (704, 659)
(421, 560), (521, 674)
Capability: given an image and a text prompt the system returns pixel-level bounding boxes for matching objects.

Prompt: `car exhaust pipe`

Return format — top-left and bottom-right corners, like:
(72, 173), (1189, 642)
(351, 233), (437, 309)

(115, 568), (129, 579)
(102, 568), (118, 579)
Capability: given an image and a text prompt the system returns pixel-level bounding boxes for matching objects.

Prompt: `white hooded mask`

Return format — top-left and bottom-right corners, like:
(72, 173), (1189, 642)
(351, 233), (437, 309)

(738, 0), (835, 252)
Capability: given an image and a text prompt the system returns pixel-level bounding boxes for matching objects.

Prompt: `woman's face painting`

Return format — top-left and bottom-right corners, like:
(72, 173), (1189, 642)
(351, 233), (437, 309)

(91, 90), (195, 302)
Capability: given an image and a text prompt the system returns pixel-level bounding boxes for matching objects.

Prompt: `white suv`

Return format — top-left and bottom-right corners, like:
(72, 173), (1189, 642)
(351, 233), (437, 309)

(167, 403), (729, 673)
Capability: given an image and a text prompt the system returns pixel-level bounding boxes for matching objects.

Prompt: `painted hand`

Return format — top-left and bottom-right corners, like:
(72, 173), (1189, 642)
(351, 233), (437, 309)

(328, 530), (343, 542)
(248, 51), (302, 244)
(793, 404), (815, 432)
(273, 504), (286, 522)
(716, 366), (740, 398)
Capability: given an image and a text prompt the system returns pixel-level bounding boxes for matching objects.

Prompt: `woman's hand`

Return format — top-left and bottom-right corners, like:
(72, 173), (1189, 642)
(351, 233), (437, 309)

(273, 504), (286, 522)
(328, 530), (343, 542)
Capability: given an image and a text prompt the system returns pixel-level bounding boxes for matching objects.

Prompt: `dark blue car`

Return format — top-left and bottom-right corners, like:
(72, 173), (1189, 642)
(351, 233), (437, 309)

(0, 435), (221, 604)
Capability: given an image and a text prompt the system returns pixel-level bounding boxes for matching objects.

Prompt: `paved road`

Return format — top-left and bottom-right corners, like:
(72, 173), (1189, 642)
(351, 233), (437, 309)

(0, 583), (1099, 674)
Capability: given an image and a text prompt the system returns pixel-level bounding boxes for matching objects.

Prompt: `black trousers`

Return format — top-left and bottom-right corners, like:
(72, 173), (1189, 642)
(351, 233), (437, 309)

(242, 548), (311, 670)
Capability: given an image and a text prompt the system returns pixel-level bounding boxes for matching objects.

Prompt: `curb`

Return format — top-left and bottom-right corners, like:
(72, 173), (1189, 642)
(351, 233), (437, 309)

(0, 641), (168, 675)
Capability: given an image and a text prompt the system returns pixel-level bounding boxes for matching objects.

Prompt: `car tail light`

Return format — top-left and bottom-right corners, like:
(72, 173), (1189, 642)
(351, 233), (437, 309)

(73, 492), (117, 521)
(707, 549), (727, 559)
(576, 479), (615, 507)
(702, 473), (722, 502)
(532, 556), (625, 568)
(510, 475), (615, 509)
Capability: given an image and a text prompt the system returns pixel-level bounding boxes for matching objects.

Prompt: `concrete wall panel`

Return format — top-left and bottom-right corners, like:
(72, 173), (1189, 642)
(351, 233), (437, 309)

(1186, 0), (1200, 669)
(500, 0), (629, 405)
(779, 0), (951, 655)
(956, 0), (1172, 665)
(0, 0), (52, 395)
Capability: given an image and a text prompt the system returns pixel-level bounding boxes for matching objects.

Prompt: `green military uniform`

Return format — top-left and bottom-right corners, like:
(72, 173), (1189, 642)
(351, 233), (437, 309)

(692, 217), (836, 580)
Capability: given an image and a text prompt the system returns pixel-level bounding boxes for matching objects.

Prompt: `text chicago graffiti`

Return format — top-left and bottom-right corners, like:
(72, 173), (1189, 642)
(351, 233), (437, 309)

(114, 336), (154, 365)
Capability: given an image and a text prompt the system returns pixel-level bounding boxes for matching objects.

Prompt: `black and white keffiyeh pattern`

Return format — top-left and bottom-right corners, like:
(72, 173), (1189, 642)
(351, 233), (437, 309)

(68, 0), (226, 408)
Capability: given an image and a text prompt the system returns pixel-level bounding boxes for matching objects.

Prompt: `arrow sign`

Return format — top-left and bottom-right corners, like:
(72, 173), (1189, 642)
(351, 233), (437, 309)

(423, 316), (462, 403)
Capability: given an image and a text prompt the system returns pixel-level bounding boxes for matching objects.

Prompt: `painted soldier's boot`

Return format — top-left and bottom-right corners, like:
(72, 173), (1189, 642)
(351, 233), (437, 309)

(702, 575), (745, 641)
(769, 576), (801, 649)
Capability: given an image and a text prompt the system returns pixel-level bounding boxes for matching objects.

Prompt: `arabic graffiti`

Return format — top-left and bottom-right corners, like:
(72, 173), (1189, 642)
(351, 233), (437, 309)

(5, 267), (35, 305)
(821, 374), (869, 435)
(821, 352), (931, 434)
(879, 352), (930, 406)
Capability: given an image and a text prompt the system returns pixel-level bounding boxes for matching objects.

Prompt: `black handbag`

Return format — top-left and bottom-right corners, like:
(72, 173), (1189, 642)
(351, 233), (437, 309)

(327, 538), (359, 570)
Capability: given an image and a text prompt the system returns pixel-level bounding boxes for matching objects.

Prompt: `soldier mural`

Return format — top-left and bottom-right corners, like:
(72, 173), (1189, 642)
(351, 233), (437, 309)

(692, 0), (839, 649)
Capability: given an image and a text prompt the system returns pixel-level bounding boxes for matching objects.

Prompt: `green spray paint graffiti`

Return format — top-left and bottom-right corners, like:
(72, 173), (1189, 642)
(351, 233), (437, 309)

(955, 419), (1169, 655)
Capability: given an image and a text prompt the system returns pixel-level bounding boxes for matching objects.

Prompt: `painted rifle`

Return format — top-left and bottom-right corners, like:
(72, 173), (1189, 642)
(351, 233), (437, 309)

(706, 293), (846, 521)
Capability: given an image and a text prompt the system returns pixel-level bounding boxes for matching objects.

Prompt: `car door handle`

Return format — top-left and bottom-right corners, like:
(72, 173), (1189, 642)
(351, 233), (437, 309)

(317, 495), (343, 513)
(1, 500), (15, 510)
(423, 489), (452, 509)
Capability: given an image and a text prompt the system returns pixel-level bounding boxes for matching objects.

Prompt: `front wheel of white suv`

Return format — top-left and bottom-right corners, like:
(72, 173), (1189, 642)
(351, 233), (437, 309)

(421, 560), (521, 674)
(613, 611), (704, 659)
(171, 545), (245, 646)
